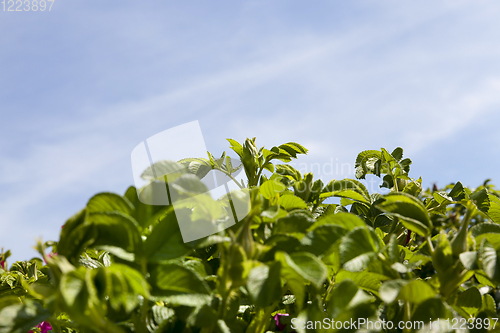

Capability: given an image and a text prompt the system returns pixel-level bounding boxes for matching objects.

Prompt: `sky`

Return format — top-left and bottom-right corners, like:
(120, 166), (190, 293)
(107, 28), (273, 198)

(1, 0), (500, 262)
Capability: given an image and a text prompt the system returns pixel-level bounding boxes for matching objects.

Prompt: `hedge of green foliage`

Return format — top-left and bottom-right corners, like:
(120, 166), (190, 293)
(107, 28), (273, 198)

(1, 138), (499, 333)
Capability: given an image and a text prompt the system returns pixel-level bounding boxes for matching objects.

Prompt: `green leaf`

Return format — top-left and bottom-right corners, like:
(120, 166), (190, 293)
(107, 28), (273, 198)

(470, 188), (490, 212)
(379, 279), (408, 304)
(58, 212), (142, 264)
(411, 298), (453, 322)
(275, 164), (302, 181)
(433, 231), (455, 283)
(149, 263), (210, 295)
(227, 139), (243, 157)
(456, 287), (482, 315)
(311, 212), (365, 232)
(276, 252), (327, 289)
(93, 264), (150, 313)
(278, 195), (308, 210)
(141, 160), (187, 181)
(87, 192), (134, 216)
(0, 299), (50, 333)
(398, 280), (436, 304)
(160, 294), (212, 307)
(391, 147), (403, 161)
(170, 174), (209, 197)
(300, 224), (347, 256)
(274, 212), (315, 234)
(124, 186), (154, 228)
(326, 280), (373, 319)
(340, 227), (383, 272)
(326, 279), (359, 317)
(432, 191), (453, 205)
(144, 208), (192, 262)
(459, 251), (479, 270)
(259, 180), (286, 200)
(321, 179), (370, 203)
(335, 270), (386, 295)
(276, 252), (327, 309)
(376, 192), (431, 236)
(480, 294), (496, 315)
(486, 194), (500, 223)
(87, 212), (142, 256)
(246, 262), (282, 307)
(59, 267), (88, 316)
(283, 142), (308, 154)
(448, 182), (466, 200)
(58, 209), (91, 261)
(402, 177), (422, 196)
(355, 150), (382, 179)
(478, 240), (500, 283)
(471, 222), (500, 237)
(321, 190), (370, 205)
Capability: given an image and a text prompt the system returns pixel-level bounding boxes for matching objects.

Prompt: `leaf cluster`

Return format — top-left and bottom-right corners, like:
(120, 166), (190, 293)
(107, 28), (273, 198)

(1, 141), (500, 333)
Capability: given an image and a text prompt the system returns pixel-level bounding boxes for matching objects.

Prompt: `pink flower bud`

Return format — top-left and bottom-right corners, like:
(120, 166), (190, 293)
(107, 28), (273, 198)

(29, 321), (52, 333)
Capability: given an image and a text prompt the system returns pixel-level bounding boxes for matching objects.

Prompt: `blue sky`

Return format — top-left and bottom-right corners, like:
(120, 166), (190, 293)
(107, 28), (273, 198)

(1, 0), (500, 261)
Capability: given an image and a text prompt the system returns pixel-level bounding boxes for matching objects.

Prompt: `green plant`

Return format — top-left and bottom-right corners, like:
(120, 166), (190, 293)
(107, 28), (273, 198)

(1, 139), (499, 333)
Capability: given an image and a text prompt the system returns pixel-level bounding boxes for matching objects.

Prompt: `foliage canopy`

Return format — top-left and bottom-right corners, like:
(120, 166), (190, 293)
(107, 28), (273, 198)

(1, 138), (499, 332)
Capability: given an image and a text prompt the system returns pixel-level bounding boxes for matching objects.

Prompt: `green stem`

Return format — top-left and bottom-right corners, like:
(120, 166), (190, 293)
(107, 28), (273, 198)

(139, 258), (149, 332)
(426, 235), (434, 254)
(216, 167), (244, 189)
(218, 244), (231, 319)
(403, 301), (411, 333)
(389, 168), (399, 192)
(227, 172), (244, 189)
(451, 206), (475, 256)
(253, 167), (265, 187)
(324, 273), (336, 305)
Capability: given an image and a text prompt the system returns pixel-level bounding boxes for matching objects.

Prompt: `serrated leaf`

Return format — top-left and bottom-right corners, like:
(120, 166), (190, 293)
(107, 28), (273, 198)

(274, 212), (314, 234)
(300, 224), (347, 256)
(227, 139), (243, 157)
(411, 298), (453, 322)
(141, 160), (187, 181)
(459, 251), (479, 270)
(278, 195), (308, 210)
(398, 280), (436, 304)
(486, 194), (500, 223)
(144, 208), (192, 262)
(479, 240), (500, 283)
(340, 227), (383, 272)
(87, 192), (134, 216)
(311, 212), (365, 232)
(276, 252), (327, 289)
(403, 177), (422, 196)
(391, 147), (403, 161)
(456, 287), (482, 315)
(259, 180), (286, 200)
(276, 251), (327, 310)
(376, 192), (431, 236)
(335, 270), (386, 295)
(246, 262), (282, 307)
(150, 263), (210, 295)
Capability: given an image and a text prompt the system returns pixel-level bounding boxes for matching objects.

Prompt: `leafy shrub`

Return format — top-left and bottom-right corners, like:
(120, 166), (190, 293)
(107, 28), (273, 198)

(1, 138), (499, 333)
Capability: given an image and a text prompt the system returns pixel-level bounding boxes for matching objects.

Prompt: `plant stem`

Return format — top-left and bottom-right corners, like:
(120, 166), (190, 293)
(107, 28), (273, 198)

(324, 273), (336, 305)
(253, 166), (265, 187)
(426, 235), (434, 254)
(451, 206), (475, 256)
(403, 301), (411, 333)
